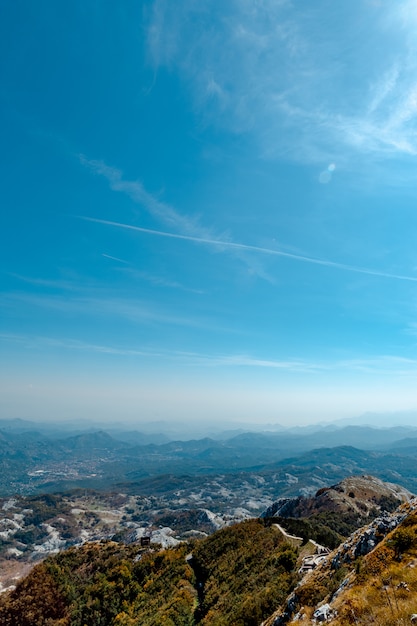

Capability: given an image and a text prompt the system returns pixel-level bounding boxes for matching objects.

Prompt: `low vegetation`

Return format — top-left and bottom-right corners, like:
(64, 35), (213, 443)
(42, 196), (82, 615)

(0, 541), (195, 626)
(264, 512), (349, 549)
(267, 508), (417, 625)
(328, 513), (417, 626)
(0, 519), (301, 626)
(192, 519), (299, 625)
(1, 477), (415, 625)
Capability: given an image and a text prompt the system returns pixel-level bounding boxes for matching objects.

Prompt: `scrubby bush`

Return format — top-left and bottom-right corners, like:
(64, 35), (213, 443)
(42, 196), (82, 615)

(389, 527), (416, 559)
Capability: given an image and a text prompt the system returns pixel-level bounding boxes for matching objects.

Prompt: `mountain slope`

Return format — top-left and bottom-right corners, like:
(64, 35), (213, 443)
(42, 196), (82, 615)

(0, 520), (299, 626)
(0, 475), (413, 625)
(264, 475), (411, 517)
(264, 499), (417, 625)
(261, 475), (412, 549)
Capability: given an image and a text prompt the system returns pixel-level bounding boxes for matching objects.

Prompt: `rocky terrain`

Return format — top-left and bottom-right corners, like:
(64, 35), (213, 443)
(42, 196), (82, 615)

(3, 418), (417, 623)
(263, 475), (411, 520)
(0, 475), (411, 600)
(1, 475), (417, 625)
(0, 489), (251, 594)
(264, 498), (417, 625)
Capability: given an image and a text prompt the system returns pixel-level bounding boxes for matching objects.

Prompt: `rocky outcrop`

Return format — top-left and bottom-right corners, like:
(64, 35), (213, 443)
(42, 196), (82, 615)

(331, 508), (410, 567)
(262, 475), (413, 520)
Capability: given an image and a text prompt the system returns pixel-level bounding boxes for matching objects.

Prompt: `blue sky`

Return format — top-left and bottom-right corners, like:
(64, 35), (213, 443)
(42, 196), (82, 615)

(2, 0), (417, 427)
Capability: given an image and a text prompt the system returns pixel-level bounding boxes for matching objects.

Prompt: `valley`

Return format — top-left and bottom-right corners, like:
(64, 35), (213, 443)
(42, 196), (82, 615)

(3, 420), (417, 498)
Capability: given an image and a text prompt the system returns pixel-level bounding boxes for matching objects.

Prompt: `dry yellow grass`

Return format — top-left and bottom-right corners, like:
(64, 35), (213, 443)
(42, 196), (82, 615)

(294, 512), (417, 625)
(330, 558), (417, 625)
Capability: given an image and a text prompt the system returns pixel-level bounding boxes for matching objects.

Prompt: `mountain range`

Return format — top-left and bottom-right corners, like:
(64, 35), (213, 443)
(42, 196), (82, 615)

(2, 419), (417, 497)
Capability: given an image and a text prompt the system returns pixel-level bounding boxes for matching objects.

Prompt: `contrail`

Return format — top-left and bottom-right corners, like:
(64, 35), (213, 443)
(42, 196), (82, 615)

(81, 216), (417, 282)
(102, 253), (129, 264)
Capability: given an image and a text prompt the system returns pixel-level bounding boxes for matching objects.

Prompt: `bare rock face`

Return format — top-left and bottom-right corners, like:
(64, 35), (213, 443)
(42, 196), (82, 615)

(312, 603), (336, 622)
(331, 507), (410, 567)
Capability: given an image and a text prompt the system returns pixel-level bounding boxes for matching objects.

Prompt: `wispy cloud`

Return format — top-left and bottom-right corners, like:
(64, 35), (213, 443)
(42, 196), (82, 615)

(0, 291), (229, 332)
(187, 353), (322, 373)
(80, 156), (223, 240)
(368, 65), (400, 115)
(79, 155), (276, 279)
(6, 273), (79, 291)
(0, 333), (168, 359)
(81, 216), (417, 283)
(126, 269), (205, 294)
(189, 353), (417, 377)
(0, 333), (323, 372)
(336, 355), (417, 375)
(146, 1), (417, 164)
(2, 332), (417, 377)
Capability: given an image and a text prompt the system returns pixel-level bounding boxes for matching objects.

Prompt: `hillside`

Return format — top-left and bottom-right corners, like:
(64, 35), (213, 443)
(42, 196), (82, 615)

(0, 475), (414, 625)
(264, 475), (411, 519)
(0, 520), (299, 626)
(264, 500), (417, 625)
(0, 475), (409, 593)
(0, 489), (250, 594)
(262, 475), (412, 550)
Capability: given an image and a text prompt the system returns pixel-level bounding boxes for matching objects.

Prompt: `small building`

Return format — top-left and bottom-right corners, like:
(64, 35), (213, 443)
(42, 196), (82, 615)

(298, 542), (330, 574)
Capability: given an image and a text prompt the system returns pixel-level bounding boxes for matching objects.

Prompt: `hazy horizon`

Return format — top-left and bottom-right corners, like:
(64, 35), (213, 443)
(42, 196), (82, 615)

(2, 410), (417, 438)
(2, 2), (417, 427)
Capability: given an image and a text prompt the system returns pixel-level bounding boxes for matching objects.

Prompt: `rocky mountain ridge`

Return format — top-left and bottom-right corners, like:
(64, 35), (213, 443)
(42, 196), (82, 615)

(263, 475), (412, 519)
(264, 497), (417, 624)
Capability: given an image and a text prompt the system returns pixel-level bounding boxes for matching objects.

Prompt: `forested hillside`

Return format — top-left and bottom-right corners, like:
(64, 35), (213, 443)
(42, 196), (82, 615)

(0, 520), (298, 626)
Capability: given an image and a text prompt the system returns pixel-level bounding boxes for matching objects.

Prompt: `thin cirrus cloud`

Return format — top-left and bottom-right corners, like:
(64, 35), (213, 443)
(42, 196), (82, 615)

(1, 333), (416, 378)
(126, 270), (205, 295)
(0, 332), (306, 369)
(146, 1), (417, 164)
(81, 216), (417, 283)
(368, 65), (400, 115)
(0, 333), (168, 359)
(0, 291), (225, 332)
(80, 155), (274, 280)
(0, 333), (305, 370)
(6, 273), (80, 291)
(210, 354), (417, 377)
(80, 156), (222, 240)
